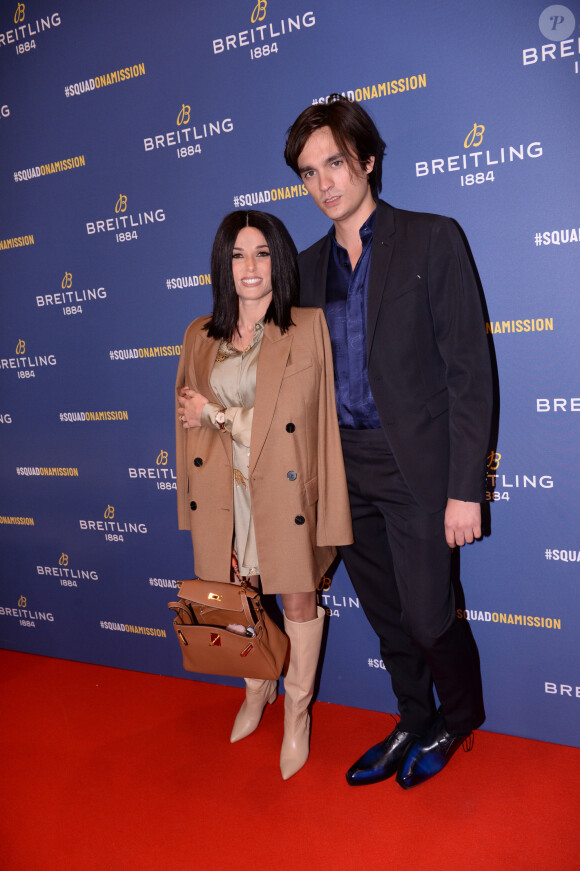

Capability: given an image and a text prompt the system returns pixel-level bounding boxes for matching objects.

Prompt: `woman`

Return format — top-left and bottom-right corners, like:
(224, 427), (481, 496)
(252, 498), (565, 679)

(175, 210), (352, 780)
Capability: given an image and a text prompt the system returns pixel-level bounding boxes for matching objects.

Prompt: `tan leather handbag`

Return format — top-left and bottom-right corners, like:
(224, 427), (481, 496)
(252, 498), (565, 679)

(168, 578), (288, 680)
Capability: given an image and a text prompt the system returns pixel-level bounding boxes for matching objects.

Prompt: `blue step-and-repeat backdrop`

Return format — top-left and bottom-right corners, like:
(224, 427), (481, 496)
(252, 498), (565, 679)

(1, 0), (579, 748)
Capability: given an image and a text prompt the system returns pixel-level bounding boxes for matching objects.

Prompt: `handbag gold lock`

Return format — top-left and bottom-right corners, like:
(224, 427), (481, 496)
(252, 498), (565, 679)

(207, 592), (222, 602)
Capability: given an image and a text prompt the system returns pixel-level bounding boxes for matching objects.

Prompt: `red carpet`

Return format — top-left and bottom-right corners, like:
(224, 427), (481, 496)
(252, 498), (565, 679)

(1, 649), (578, 870)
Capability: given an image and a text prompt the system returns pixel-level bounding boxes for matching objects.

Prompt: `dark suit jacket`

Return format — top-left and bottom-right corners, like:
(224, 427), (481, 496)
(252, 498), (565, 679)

(299, 199), (493, 513)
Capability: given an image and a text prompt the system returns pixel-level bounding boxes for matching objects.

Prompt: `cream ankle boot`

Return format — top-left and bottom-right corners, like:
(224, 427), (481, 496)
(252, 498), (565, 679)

(230, 678), (277, 743)
(280, 606), (325, 780)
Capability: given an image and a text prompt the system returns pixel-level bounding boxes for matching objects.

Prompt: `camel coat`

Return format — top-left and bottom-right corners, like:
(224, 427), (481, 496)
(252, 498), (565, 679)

(175, 306), (353, 593)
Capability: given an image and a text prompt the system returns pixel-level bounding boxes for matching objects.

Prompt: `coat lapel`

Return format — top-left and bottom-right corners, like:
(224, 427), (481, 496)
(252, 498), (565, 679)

(366, 200), (396, 362)
(191, 330), (233, 464)
(192, 330), (221, 405)
(249, 321), (292, 475)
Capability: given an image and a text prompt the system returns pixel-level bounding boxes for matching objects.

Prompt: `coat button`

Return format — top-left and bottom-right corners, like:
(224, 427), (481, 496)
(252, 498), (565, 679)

(193, 457), (203, 467)
(190, 501), (197, 510)
(287, 471), (297, 481)
(286, 423), (295, 433)
(294, 515), (305, 525)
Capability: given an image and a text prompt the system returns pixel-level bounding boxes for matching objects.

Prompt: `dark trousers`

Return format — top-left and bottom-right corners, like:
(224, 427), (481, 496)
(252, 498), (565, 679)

(339, 428), (485, 735)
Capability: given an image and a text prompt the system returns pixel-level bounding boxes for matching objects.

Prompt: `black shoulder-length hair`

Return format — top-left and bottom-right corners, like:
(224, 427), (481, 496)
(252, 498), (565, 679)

(284, 94), (386, 200)
(204, 210), (298, 341)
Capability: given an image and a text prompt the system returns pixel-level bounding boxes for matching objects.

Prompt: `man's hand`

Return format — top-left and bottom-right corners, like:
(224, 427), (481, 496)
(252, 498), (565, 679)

(444, 498), (481, 549)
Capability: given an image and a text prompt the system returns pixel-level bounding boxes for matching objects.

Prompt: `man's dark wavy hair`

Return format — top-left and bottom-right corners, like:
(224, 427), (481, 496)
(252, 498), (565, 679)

(284, 94), (386, 199)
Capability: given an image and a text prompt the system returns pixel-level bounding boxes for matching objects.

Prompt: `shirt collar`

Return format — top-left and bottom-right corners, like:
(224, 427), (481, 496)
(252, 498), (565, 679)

(328, 208), (377, 249)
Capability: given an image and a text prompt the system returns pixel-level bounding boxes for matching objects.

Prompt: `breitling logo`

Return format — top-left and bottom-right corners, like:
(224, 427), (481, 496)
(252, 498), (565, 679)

(415, 125), (543, 181)
(85, 194), (166, 237)
(143, 106), (234, 154)
(1, 339), (57, 377)
(212, 7), (316, 54)
(79, 509), (148, 537)
(128, 450), (176, 490)
(0, 8), (61, 48)
(36, 270), (107, 310)
(37, 554), (99, 586)
(0, 596), (55, 626)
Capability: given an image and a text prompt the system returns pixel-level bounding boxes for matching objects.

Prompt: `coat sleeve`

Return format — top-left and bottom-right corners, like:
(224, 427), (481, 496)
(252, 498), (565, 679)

(312, 309), (354, 547)
(175, 322), (197, 530)
(427, 218), (493, 502)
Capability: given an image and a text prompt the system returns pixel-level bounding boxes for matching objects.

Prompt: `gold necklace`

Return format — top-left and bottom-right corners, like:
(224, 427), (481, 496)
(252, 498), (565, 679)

(231, 326), (254, 353)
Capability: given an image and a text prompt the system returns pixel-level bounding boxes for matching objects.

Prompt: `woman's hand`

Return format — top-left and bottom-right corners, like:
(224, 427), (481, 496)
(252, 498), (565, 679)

(178, 387), (209, 429)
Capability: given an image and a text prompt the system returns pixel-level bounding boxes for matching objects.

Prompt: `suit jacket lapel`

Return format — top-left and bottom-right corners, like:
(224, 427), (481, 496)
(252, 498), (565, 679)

(301, 236), (330, 308)
(312, 238), (330, 307)
(367, 200), (396, 362)
(250, 321), (292, 475)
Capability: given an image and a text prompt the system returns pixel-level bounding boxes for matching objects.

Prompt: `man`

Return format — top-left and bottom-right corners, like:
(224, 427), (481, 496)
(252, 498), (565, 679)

(284, 95), (493, 789)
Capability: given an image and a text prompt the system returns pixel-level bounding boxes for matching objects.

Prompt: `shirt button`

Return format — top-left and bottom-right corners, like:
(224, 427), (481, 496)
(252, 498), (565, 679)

(294, 515), (305, 525)
(190, 501), (197, 510)
(193, 457), (203, 467)
(286, 423), (296, 433)
(287, 471), (297, 481)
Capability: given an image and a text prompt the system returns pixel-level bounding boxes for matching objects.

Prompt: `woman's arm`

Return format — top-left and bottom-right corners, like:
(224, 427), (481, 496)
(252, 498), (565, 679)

(179, 387), (253, 448)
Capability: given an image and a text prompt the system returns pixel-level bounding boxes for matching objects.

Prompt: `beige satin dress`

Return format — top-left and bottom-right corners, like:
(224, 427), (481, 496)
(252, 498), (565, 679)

(201, 322), (263, 577)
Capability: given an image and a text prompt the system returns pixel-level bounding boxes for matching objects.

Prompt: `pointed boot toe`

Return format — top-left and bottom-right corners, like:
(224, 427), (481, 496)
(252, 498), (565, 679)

(230, 679), (277, 743)
(280, 712), (310, 779)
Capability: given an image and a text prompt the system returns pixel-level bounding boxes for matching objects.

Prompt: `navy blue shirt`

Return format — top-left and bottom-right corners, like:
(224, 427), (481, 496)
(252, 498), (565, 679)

(325, 210), (382, 429)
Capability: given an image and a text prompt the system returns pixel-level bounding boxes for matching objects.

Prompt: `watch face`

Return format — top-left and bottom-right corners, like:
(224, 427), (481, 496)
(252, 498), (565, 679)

(216, 412), (225, 424)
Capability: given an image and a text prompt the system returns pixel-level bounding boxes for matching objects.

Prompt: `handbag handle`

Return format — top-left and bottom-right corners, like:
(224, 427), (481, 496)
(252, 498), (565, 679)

(231, 554), (263, 628)
(238, 582), (262, 628)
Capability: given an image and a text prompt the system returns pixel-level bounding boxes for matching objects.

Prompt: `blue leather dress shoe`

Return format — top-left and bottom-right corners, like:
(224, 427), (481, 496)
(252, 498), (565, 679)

(396, 717), (473, 789)
(346, 726), (417, 786)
